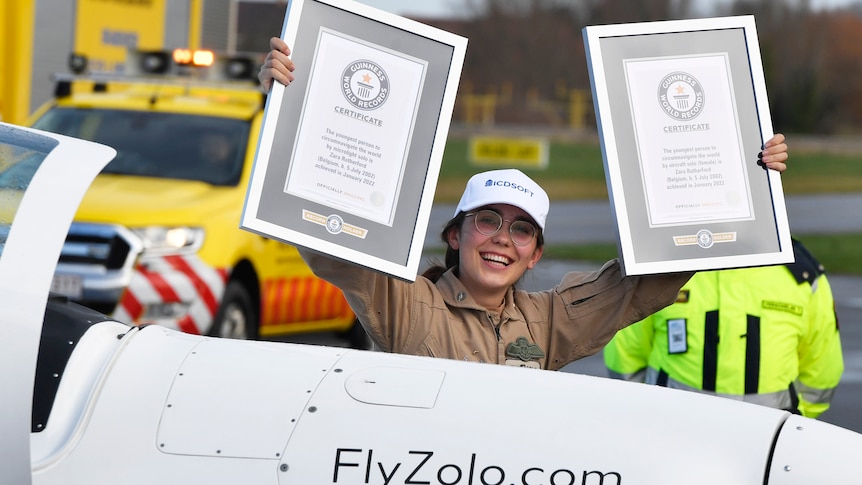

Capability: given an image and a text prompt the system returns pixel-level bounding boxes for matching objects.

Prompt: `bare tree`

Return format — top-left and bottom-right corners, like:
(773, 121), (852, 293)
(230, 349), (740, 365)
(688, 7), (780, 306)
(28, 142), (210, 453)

(423, 0), (862, 133)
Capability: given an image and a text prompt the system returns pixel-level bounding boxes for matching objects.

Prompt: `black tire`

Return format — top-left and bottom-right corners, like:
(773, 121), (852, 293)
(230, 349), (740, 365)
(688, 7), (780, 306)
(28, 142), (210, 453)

(211, 281), (258, 340)
(342, 318), (373, 350)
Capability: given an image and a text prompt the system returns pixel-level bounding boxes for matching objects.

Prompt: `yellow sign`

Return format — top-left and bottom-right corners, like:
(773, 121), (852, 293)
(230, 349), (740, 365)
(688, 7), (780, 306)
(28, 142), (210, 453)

(74, 0), (166, 73)
(469, 137), (548, 168)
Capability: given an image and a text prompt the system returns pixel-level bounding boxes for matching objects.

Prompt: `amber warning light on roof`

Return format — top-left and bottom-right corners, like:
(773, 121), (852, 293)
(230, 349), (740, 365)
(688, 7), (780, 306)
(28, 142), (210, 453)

(173, 48), (214, 67)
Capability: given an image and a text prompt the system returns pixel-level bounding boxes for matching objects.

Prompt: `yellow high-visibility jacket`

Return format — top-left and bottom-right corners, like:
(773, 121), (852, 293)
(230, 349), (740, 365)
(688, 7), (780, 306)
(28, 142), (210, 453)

(604, 240), (843, 418)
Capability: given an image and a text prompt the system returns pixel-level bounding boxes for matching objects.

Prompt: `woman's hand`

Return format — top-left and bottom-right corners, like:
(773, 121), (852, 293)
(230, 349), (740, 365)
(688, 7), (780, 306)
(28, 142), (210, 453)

(760, 133), (788, 172)
(258, 37), (295, 94)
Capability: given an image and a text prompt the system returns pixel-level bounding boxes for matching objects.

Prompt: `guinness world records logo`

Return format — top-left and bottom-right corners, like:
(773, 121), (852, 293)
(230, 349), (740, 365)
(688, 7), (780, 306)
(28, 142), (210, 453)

(657, 71), (705, 121)
(341, 60), (390, 111)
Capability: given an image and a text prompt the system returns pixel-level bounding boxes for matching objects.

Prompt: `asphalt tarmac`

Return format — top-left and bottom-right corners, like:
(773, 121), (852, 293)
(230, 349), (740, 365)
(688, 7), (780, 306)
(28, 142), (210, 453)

(424, 194), (862, 248)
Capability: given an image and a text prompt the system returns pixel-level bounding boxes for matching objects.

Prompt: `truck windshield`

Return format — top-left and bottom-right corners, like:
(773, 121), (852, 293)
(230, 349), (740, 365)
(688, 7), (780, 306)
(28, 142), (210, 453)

(32, 108), (250, 186)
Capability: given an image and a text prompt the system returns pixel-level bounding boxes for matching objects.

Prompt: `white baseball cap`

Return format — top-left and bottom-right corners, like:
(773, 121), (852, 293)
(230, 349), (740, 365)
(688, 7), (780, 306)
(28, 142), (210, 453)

(453, 169), (549, 231)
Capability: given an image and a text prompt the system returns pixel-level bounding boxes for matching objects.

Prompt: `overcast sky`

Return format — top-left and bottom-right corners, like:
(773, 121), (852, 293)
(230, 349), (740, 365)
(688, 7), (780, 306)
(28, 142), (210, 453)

(355, 0), (471, 18)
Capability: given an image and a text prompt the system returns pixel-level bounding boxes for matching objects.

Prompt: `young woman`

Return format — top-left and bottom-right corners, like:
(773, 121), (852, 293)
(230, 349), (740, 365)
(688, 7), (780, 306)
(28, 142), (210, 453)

(258, 37), (789, 370)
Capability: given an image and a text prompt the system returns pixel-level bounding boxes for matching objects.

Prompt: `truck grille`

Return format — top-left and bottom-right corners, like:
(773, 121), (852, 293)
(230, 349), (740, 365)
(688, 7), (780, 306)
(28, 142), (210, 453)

(56, 223), (142, 314)
(61, 224), (133, 269)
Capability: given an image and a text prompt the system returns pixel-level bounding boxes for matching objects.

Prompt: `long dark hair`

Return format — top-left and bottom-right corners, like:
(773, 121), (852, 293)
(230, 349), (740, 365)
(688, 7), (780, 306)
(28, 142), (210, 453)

(420, 211), (545, 283)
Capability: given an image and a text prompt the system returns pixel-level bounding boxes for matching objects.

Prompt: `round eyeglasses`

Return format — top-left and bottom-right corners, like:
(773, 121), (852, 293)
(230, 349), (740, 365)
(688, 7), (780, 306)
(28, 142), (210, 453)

(464, 209), (538, 246)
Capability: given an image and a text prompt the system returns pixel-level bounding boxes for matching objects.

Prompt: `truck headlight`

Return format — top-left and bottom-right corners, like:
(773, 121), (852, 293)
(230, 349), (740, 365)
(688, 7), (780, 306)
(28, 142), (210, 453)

(130, 226), (204, 256)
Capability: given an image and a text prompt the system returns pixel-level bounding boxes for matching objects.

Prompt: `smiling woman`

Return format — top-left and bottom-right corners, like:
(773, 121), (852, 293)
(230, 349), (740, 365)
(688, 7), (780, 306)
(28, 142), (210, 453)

(297, 167), (692, 370)
(259, 36), (791, 371)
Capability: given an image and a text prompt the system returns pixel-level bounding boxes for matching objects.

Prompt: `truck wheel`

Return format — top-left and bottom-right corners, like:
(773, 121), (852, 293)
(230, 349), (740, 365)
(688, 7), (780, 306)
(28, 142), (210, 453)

(343, 318), (373, 350)
(211, 281), (258, 340)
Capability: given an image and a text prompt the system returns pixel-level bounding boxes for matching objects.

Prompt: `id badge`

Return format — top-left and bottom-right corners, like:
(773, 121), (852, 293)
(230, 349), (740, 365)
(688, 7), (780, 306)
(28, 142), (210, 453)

(667, 318), (687, 354)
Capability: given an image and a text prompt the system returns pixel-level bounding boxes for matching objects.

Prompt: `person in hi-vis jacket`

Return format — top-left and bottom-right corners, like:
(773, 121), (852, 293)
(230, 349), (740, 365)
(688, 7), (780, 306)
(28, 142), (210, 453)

(604, 239), (843, 418)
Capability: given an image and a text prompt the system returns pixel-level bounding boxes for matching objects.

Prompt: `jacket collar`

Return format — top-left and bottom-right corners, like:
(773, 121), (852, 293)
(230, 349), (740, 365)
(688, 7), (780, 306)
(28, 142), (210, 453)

(436, 268), (522, 321)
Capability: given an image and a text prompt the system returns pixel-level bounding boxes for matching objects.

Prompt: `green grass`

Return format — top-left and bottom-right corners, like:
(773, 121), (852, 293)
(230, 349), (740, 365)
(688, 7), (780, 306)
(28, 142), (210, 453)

(437, 136), (862, 275)
(436, 138), (611, 201)
(540, 234), (862, 276)
(541, 243), (620, 264)
(778, 150), (862, 194)
(437, 137), (862, 202)
(794, 234), (862, 276)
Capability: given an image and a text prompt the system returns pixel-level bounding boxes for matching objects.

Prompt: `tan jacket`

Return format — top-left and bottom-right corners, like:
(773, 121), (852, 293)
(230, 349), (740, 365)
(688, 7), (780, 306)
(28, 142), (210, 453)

(301, 249), (692, 370)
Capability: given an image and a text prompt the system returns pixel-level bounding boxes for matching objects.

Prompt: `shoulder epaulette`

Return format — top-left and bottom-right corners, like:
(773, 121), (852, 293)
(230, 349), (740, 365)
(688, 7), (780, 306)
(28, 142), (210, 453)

(784, 238), (825, 285)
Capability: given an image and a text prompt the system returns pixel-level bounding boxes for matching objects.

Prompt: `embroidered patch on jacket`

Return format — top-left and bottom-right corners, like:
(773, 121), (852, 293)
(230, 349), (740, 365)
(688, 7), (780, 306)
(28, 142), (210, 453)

(505, 337), (545, 362)
(676, 289), (690, 303)
(762, 300), (803, 316)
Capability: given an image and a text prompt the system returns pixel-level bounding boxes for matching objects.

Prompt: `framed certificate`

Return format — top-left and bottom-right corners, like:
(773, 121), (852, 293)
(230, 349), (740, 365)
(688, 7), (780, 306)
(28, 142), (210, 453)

(241, 0), (467, 281)
(583, 15), (793, 276)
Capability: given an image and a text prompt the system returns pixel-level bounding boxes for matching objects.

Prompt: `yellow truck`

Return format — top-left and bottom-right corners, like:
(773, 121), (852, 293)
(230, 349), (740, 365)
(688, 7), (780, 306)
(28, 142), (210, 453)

(28, 48), (366, 346)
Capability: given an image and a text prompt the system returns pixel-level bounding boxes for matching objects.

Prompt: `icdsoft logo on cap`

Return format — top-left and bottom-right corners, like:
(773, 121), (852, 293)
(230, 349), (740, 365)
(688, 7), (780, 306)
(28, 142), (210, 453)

(454, 168), (549, 231)
(482, 177), (535, 198)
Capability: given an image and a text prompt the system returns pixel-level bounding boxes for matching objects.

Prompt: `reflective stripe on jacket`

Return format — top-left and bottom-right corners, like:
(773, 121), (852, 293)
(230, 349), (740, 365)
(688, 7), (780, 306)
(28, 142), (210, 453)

(300, 249), (692, 371)
(604, 242), (843, 418)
